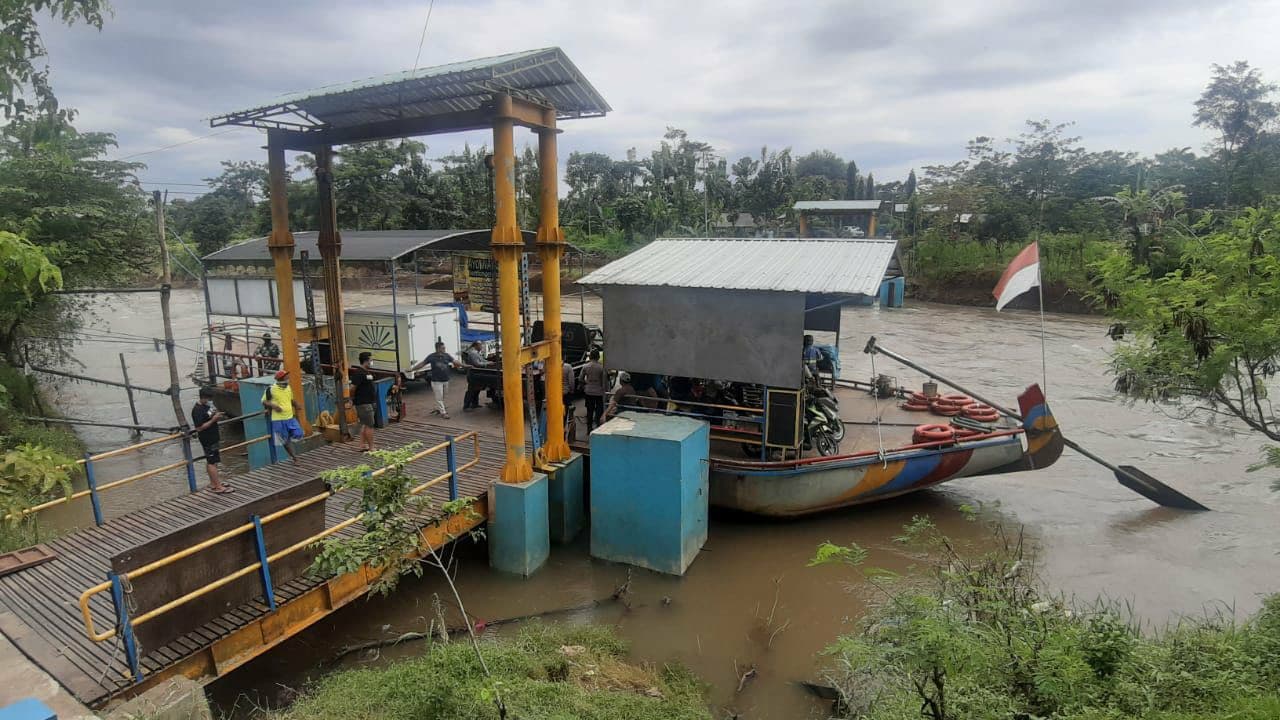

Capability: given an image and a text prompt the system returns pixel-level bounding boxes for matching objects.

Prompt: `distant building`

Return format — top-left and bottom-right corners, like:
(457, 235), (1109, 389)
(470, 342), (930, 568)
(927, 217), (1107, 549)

(793, 199), (886, 238)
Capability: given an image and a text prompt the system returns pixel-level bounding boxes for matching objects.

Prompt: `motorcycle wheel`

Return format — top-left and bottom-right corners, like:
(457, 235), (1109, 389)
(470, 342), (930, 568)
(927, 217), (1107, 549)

(813, 428), (837, 456)
(829, 418), (845, 442)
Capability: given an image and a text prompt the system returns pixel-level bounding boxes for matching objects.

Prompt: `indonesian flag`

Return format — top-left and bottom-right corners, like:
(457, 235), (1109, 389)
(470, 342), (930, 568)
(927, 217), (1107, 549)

(993, 241), (1040, 311)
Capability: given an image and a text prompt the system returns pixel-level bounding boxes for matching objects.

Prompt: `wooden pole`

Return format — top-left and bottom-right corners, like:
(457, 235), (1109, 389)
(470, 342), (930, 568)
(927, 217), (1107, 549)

(154, 191), (187, 431)
(119, 353), (141, 437)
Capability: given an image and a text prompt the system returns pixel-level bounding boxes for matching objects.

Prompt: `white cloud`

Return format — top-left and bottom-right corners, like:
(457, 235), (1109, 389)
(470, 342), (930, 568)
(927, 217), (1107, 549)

(30, 0), (1280, 192)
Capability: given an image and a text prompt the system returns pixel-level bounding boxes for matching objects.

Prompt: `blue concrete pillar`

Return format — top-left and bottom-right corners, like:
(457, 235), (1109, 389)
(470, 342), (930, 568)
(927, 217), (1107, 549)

(589, 413), (709, 576)
(544, 452), (585, 544)
(879, 276), (905, 308)
(237, 376), (277, 469)
(489, 474), (550, 576)
(0, 699), (55, 720)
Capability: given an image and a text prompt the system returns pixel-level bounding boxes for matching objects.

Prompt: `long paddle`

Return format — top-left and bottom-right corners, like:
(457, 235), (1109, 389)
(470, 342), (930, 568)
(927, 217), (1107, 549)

(863, 337), (1209, 511)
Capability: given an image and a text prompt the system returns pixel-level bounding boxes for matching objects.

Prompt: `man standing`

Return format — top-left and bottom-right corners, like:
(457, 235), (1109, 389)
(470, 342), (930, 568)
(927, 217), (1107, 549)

(802, 334), (821, 373)
(258, 334), (281, 372)
(581, 349), (606, 431)
(191, 388), (232, 493)
(262, 369), (303, 463)
(561, 358), (576, 440)
(461, 341), (490, 411)
(350, 351), (378, 453)
(410, 341), (461, 419)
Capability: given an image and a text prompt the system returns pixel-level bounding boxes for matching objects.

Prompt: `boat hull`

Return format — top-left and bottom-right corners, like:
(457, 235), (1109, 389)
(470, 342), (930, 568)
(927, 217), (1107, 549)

(708, 384), (1063, 517)
(710, 435), (1025, 516)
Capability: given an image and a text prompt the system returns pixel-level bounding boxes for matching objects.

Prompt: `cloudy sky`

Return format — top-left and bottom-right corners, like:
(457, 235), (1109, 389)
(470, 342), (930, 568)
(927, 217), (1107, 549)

(37, 0), (1280, 196)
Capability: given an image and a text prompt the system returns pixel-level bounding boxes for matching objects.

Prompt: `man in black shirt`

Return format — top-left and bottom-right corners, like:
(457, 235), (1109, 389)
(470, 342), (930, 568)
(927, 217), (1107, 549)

(350, 351), (378, 452)
(192, 388), (232, 493)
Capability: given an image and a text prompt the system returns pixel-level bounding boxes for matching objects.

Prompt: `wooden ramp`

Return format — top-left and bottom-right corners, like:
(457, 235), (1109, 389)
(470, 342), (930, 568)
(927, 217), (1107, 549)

(0, 420), (501, 708)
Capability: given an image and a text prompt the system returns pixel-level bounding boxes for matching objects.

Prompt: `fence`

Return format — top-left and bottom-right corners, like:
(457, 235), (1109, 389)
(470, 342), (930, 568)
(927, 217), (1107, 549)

(76, 431), (481, 683)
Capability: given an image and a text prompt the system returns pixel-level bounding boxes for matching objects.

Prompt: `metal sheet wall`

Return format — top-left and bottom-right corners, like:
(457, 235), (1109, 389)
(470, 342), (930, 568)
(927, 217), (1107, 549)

(601, 286), (805, 388)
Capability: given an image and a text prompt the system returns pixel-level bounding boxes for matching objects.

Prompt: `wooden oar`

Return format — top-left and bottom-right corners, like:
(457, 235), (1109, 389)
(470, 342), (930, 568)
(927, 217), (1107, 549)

(863, 337), (1209, 511)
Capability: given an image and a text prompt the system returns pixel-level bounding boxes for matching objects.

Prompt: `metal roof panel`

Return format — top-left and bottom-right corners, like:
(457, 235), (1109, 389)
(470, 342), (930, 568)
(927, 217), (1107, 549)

(579, 238), (898, 296)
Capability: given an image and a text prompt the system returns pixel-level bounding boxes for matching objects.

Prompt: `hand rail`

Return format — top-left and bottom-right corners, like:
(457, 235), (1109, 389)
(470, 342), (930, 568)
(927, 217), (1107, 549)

(77, 431), (482, 644)
(8, 409), (275, 521)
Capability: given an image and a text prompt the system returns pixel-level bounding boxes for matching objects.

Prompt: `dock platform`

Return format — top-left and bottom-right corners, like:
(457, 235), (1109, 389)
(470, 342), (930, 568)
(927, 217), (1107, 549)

(0, 420), (500, 709)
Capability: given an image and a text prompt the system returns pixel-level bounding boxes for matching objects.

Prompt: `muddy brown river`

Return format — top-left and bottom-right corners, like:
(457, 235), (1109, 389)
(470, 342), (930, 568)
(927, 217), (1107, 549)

(43, 288), (1279, 719)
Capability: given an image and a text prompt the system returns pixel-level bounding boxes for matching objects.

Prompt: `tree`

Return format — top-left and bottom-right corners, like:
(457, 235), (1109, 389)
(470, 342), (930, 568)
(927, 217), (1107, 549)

(1193, 61), (1279, 208)
(795, 149), (846, 182)
(863, 172), (876, 200)
(0, 230), (59, 362)
(844, 160), (860, 200)
(0, 442), (75, 551)
(904, 169), (917, 198)
(1095, 205), (1280, 470)
(0, 1), (107, 120)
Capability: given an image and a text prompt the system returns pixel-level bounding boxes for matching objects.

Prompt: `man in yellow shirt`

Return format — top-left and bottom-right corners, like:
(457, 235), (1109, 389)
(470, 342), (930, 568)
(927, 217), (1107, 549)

(263, 370), (303, 463)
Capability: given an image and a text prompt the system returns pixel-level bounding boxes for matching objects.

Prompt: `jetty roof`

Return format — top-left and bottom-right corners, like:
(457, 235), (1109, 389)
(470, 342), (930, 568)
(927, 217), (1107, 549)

(210, 48), (609, 147)
(793, 200), (884, 212)
(202, 229), (549, 265)
(579, 238), (898, 296)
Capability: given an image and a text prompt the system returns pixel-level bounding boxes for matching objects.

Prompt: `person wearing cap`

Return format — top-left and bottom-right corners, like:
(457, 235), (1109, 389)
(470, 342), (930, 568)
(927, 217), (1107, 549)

(263, 369), (303, 462)
(604, 371), (635, 420)
(258, 334), (281, 372)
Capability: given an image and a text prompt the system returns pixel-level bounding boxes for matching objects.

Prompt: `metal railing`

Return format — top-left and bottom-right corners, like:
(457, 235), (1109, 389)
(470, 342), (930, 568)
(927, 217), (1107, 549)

(77, 431), (482, 683)
(7, 410), (272, 526)
(615, 394), (765, 444)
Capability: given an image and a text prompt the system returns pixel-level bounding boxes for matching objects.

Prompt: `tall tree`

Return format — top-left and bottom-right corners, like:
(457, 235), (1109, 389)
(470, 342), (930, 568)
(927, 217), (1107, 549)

(0, 0), (107, 120)
(844, 160), (860, 200)
(904, 169), (918, 198)
(1193, 61), (1279, 207)
(863, 172), (876, 200)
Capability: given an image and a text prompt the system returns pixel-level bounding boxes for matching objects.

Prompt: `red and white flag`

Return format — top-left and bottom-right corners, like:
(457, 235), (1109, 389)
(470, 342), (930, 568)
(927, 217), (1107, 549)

(993, 241), (1040, 311)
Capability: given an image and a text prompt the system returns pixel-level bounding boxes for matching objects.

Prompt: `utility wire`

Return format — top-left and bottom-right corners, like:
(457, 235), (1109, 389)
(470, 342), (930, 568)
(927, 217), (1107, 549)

(412, 0), (436, 73)
(115, 128), (240, 162)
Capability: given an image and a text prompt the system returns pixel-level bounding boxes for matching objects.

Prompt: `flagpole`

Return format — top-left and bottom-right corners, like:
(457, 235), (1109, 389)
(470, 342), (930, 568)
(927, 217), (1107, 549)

(1037, 244), (1047, 396)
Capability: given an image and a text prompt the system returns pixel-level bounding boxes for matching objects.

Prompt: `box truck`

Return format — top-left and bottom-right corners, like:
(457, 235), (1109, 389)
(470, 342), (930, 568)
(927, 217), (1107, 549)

(343, 305), (460, 375)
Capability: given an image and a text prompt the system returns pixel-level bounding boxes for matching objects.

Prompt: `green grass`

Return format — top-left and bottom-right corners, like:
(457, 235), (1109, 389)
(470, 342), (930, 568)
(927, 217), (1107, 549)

(906, 232), (1118, 289)
(815, 519), (1280, 720)
(271, 623), (710, 720)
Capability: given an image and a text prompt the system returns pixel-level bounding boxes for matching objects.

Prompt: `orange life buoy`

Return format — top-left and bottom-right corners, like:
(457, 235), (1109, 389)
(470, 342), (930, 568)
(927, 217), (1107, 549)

(963, 404), (1000, 422)
(912, 423), (955, 444)
(900, 401), (931, 412)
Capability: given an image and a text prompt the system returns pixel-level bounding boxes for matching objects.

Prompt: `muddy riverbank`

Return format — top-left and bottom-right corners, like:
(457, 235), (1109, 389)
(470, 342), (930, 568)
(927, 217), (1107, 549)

(40, 289), (1279, 719)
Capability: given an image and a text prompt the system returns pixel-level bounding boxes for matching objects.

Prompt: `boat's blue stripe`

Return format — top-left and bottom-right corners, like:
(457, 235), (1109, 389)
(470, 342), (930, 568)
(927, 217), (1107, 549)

(875, 454), (942, 495)
(720, 436), (1021, 479)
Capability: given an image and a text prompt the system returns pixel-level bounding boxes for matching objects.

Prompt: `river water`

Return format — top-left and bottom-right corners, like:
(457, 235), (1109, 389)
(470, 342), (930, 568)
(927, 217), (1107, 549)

(43, 288), (1279, 719)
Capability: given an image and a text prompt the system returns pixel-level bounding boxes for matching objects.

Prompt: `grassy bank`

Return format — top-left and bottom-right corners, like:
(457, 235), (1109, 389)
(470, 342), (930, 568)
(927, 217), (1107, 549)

(814, 517), (1280, 720)
(270, 623), (710, 720)
(0, 362), (85, 552)
(902, 232), (1118, 312)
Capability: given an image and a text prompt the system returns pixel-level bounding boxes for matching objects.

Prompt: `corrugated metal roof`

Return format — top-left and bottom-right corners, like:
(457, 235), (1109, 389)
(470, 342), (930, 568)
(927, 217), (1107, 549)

(579, 238), (898, 296)
(794, 200), (884, 211)
(202, 229), (546, 264)
(212, 47), (609, 133)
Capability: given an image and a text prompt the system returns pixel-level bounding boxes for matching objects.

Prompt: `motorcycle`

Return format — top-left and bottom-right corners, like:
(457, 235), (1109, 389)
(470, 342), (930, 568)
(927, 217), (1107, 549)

(804, 390), (839, 456)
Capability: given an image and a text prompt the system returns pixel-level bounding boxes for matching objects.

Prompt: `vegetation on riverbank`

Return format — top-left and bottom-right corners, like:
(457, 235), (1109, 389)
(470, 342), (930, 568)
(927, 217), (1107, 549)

(812, 516), (1280, 720)
(270, 623), (710, 720)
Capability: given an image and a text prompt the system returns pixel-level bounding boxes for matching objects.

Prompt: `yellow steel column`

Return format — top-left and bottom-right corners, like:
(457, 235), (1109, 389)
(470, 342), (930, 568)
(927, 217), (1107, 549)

(492, 95), (532, 483)
(536, 108), (570, 463)
(266, 136), (310, 432)
(314, 147), (349, 429)
(868, 212), (878, 238)
(798, 212), (810, 237)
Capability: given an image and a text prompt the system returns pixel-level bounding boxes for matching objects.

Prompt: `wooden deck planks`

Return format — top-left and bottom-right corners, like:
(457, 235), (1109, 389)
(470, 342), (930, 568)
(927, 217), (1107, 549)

(0, 420), (502, 707)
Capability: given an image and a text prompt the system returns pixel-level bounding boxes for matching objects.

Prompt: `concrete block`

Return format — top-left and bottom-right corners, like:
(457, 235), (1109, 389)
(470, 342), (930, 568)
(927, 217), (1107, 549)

(104, 677), (212, 720)
(545, 453), (585, 544)
(488, 474), (550, 576)
(589, 413), (709, 575)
